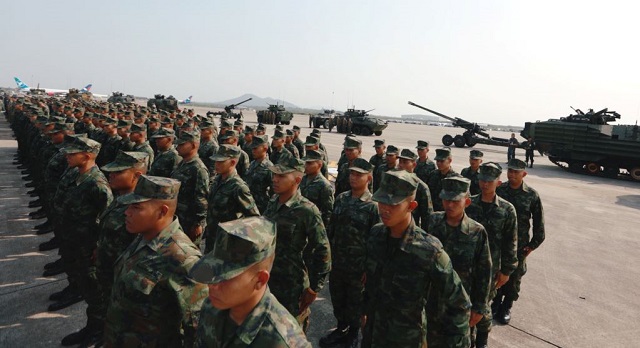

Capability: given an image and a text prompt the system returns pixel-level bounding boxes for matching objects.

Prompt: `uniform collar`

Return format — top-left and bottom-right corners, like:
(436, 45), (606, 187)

(236, 288), (273, 345)
(146, 217), (181, 252)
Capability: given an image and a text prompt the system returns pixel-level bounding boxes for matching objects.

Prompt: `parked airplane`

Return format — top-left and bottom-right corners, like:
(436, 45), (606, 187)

(179, 95), (192, 104)
(14, 77), (97, 97)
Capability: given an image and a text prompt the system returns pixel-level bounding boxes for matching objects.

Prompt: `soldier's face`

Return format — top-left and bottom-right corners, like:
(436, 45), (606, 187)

(130, 132), (144, 142)
(177, 141), (195, 157)
(375, 146), (385, 155)
(252, 144), (268, 159)
(271, 138), (284, 149)
(507, 169), (526, 187)
(66, 152), (88, 168)
(109, 168), (138, 191)
(272, 172), (299, 194)
(436, 157), (452, 171)
(125, 201), (158, 234)
(345, 148), (360, 161)
(207, 270), (259, 311)
(378, 199), (414, 228)
(214, 159), (235, 175)
(417, 148), (429, 159)
(385, 154), (397, 166)
(304, 160), (322, 176)
(117, 128), (129, 137)
(398, 159), (416, 173)
(155, 137), (172, 151)
(479, 179), (501, 195)
(442, 197), (470, 219)
(469, 158), (482, 169)
(50, 131), (65, 145)
(201, 128), (212, 139)
(349, 171), (371, 191)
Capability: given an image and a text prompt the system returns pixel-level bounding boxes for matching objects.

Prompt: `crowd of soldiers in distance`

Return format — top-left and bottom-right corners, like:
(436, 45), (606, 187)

(2, 93), (544, 348)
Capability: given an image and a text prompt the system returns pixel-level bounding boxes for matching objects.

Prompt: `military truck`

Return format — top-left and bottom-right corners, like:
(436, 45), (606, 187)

(257, 103), (294, 125)
(522, 107), (640, 181)
(147, 94), (179, 111)
(331, 108), (388, 136)
(107, 92), (135, 104)
(310, 109), (336, 129)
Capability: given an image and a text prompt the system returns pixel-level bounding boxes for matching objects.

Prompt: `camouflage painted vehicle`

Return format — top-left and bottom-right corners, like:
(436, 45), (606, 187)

(107, 92), (135, 104)
(331, 108), (388, 136)
(310, 109), (335, 129)
(147, 94), (179, 111)
(257, 103), (293, 125)
(66, 88), (92, 101)
(522, 107), (640, 181)
(206, 98), (252, 120)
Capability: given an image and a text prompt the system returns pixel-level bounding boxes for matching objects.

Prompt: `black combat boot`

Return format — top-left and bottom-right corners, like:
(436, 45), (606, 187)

(498, 299), (513, 325)
(39, 237), (59, 251)
(475, 331), (489, 348)
(49, 284), (73, 301)
(490, 297), (502, 317)
(35, 220), (52, 230)
(28, 199), (42, 208)
(43, 261), (65, 277)
(319, 322), (350, 348)
(343, 326), (360, 348)
(48, 291), (83, 312)
(36, 225), (55, 235)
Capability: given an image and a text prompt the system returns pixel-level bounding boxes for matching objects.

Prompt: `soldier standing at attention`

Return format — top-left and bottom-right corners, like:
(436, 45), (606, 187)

(204, 145), (259, 253)
(372, 144), (398, 192)
(427, 177), (492, 348)
(269, 129), (294, 165)
(104, 175), (208, 347)
(495, 158), (545, 325)
(461, 150), (484, 196)
(320, 158), (379, 348)
(304, 135), (329, 179)
(362, 171), (471, 348)
(243, 135), (273, 214)
(285, 129), (301, 158)
(220, 130), (250, 178)
(465, 162), (518, 348)
(149, 128), (182, 177)
(428, 147), (459, 212)
(334, 136), (362, 197)
(233, 120), (245, 148)
(189, 217), (311, 347)
(171, 131), (210, 243)
(264, 157), (331, 332)
(524, 137), (535, 168)
(241, 125), (255, 161)
(397, 148), (433, 230)
(415, 140), (436, 185)
(199, 119), (220, 175)
(507, 133), (519, 162)
(300, 149), (335, 229)
(115, 120), (134, 152)
(368, 139), (386, 169)
(292, 125), (305, 158)
(129, 123), (155, 167)
(96, 118), (121, 168)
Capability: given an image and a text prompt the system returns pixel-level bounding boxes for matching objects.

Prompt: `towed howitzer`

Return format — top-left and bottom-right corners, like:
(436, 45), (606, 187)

(224, 98), (253, 113)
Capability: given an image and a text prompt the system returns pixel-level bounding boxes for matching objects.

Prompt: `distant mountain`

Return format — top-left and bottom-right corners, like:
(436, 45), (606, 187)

(214, 94), (300, 109)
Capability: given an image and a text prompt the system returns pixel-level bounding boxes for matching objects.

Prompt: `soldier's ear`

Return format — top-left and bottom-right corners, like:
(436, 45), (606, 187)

(497, 180), (502, 186)
(407, 200), (418, 212)
(255, 270), (270, 289)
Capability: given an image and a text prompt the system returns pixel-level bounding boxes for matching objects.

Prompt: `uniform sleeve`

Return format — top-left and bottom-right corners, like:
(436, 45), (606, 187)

(419, 186), (433, 231)
(320, 183), (335, 228)
(193, 168), (210, 227)
(236, 183), (260, 218)
(170, 266), (208, 348)
(471, 229), (492, 315)
(501, 204), (519, 275)
(305, 206), (332, 292)
(528, 193), (545, 250)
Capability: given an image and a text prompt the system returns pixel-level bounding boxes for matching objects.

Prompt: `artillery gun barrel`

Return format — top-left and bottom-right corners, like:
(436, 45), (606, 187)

(408, 101), (457, 123)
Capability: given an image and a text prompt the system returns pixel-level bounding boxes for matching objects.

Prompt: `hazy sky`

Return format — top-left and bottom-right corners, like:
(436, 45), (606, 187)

(3, 1), (640, 125)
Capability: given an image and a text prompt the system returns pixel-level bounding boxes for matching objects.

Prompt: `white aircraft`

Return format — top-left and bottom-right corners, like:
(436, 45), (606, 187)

(14, 77), (98, 97)
(179, 95), (193, 104)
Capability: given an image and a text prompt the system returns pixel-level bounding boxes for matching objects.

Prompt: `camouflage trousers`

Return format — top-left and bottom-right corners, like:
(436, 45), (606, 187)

(496, 257), (528, 303)
(329, 269), (364, 327)
(60, 242), (104, 324)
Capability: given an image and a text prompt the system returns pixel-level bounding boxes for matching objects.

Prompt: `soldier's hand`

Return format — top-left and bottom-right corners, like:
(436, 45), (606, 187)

(91, 248), (97, 263)
(189, 225), (203, 240)
(469, 311), (483, 327)
(522, 246), (534, 257)
(299, 288), (317, 312)
(361, 315), (367, 330)
(495, 272), (509, 289)
(361, 272), (367, 285)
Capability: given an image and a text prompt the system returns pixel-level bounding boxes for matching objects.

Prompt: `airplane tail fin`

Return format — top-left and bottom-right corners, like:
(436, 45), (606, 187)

(14, 77), (29, 90)
(81, 84), (93, 92)
(186, 96), (192, 103)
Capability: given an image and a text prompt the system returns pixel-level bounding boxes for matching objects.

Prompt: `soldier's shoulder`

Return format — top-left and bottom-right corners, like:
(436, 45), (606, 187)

(165, 228), (202, 264)
(496, 195), (517, 212)
(262, 294), (311, 347)
(406, 226), (444, 262)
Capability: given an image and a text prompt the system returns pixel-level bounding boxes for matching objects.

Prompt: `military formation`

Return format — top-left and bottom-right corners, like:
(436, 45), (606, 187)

(4, 93), (544, 348)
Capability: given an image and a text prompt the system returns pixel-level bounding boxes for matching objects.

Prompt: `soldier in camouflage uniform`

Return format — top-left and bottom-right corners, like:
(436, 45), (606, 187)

(96, 118), (121, 168)
(149, 128), (182, 177)
(292, 125), (305, 158)
(104, 175), (208, 347)
(320, 158), (380, 348)
(428, 147), (460, 212)
(171, 131), (210, 243)
(199, 119), (220, 175)
(461, 150), (484, 196)
(415, 140), (436, 183)
(465, 162), (518, 348)
(285, 129), (301, 158)
(116, 119), (134, 152)
(233, 119), (245, 148)
(205, 145), (260, 253)
(75, 112), (95, 136)
(220, 130), (250, 178)
(427, 176), (492, 348)
(190, 217), (311, 347)
(363, 170), (471, 348)
(269, 129), (294, 165)
(304, 135), (329, 179)
(243, 135), (273, 214)
(55, 136), (113, 346)
(263, 157), (331, 332)
(372, 144), (398, 192)
(129, 123), (155, 168)
(241, 125), (255, 162)
(494, 159), (545, 325)
(397, 148), (434, 230)
(300, 149), (334, 229)
(334, 136), (363, 197)
(369, 139), (386, 169)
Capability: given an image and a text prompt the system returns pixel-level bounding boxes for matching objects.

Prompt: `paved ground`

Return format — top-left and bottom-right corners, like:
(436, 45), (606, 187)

(1, 108), (639, 347)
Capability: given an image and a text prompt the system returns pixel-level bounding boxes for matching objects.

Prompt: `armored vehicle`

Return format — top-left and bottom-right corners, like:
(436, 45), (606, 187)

(147, 94), (179, 111)
(207, 98), (252, 120)
(257, 103), (293, 125)
(331, 108), (388, 136)
(522, 107), (640, 181)
(66, 88), (92, 101)
(107, 92), (135, 104)
(310, 109), (336, 129)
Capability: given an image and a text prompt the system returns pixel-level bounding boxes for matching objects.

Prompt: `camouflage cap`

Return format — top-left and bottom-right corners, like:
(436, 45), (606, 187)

(399, 148), (418, 161)
(508, 158), (527, 171)
(118, 175), (181, 204)
(275, 125), (284, 132)
(256, 123), (266, 131)
(233, 119), (243, 127)
(45, 116), (65, 126)
(349, 158), (373, 173)
(151, 128), (176, 139)
(478, 162), (502, 181)
(440, 176), (470, 201)
(302, 149), (324, 162)
(36, 114), (49, 122)
(292, 125), (301, 131)
(103, 117), (118, 126)
(211, 144), (241, 161)
(161, 116), (173, 124)
(434, 147), (452, 161)
(343, 136), (362, 149)
(83, 112), (94, 119)
(372, 170), (418, 205)
(117, 119), (132, 128)
(269, 156), (305, 174)
(189, 216), (276, 284)
(416, 140), (430, 149)
(220, 130), (239, 140)
(62, 135), (101, 154)
(175, 113), (186, 120)
(373, 139), (386, 148)
(130, 123), (147, 133)
(102, 151), (149, 172)
(309, 132), (320, 140)
(243, 125), (255, 134)
(250, 135), (269, 148)
(176, 130), (200, 144)
(385, 145), (399, 155)
(271, 129), (285, 139)
(220, 119), (234, 128)
(285, 129), (294, 137)
(311, 128), (321, 135)
(46, 122), (74, 134)
(304, 135), (319, 146)
(200, 120), (216, 130)
(469, 150), (484, 159)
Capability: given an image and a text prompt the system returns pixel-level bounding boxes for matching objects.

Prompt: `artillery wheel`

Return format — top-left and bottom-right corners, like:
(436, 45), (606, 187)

(361, 127), (372, 136)
(603, 167), (619, 178)
(630, 167), (640, 181)
(465, 136), (477, 147)
(284, 121), (290, 125)
(374, 131), (382, 136)
(323, 120), (330, 129)
(352, 126), (361, 135)
(442, 134), (454, 146)
(585, 162), (601, 174)
(453, 135), (466, 148)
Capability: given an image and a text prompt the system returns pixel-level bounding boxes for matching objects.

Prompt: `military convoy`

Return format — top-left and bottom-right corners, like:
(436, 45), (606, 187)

(206, 98), (252, 120)
(331, 108), (388, 136)
(107, 92), (135, 104)
(147, 94), (179, 111)
(257, 103), (294, 125)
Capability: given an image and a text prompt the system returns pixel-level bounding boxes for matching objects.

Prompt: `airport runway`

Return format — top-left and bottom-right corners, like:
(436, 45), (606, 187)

(1, 107), (639, 347)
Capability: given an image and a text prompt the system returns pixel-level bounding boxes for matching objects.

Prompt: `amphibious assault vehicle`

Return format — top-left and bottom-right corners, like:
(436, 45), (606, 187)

(522, 107), (640, 181)
(257, 103), (293, 125)
(107, 92), (135, 104)
(331, 108), (388, 136)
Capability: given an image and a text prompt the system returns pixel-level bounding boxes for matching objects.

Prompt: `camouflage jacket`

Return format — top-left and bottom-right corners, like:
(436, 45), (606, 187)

(132, 141), (155, 168)
(117, 138), (135, 152)
(428, 169), (459, 212)
(199, 138), (219, 175)
(416, 158), (436, 183)
(95, 198), (136, 281)
(496, 182), (545, 254)
(330, 190), (379, 273)
(74, 121), (95, 135)
(96, 134), (122, 168)
(194, 289), (311, 348)
(428, 212), (492, 316)
(334, 161), (351, 197)
(285, 143), (300, 159)
(264, 191), (331, 315)
(372, 163), (396, 193)
(241, 141), (254, 162)
(460, 167), (480, 196)
(413, 174), (434, 231)
(293, 137), (305, 158)
(368, 154), (385, 170)
(149, 147), (182, 178)
(269, 147), (294, 166)
(466, 194), (518, 277)
(300, 174), (335, 228)
(206, 170), (260, 239)
(243, 158), (273, 214)
(104, 218), (208, 348)
(362, 219), (470, 348)
(237, 148), (250, 178)
(43, 144), (67, 201)
(171, 155), (210, 230)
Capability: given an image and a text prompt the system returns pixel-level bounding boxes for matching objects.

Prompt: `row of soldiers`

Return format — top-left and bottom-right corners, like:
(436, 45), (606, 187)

(5, 93), (544, 348)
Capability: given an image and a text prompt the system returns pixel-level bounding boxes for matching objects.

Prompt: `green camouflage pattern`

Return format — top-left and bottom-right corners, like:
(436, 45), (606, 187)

(415, 158), (436, 183)
(300, 173), (335, 228)
(440, 176), (470, 201)
(199, 138), (220, 174)
(371, 170), (417, 206)
(461, 166), (480, 196)
(148, 146), (182, 178)
(243, 157), (274, 214)
(368, 153), (385, 170)
(170, 156), (210, 233)
(101, 151), (149, 172)
(96, 134), (122, 168)
(372, 162), (396, 193)
(269, 146), (295, 166)
(131, 140), (154, 168)
(427, 169), (460, 211)
(119, 175), (181, 204)
(285, 142), (300, 159)
(412, 173), (434, 230)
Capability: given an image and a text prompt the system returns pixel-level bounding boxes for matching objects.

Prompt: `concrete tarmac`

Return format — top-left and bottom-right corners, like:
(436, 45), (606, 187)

(1, 108), (639, 347)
